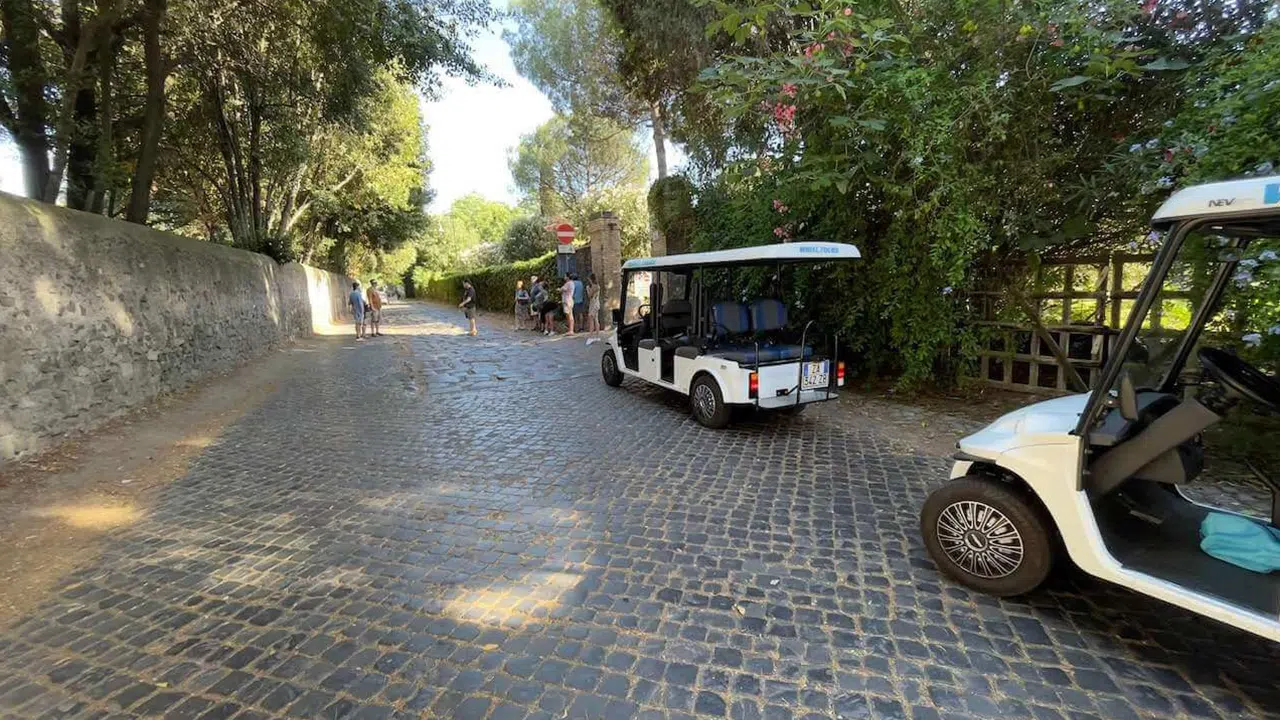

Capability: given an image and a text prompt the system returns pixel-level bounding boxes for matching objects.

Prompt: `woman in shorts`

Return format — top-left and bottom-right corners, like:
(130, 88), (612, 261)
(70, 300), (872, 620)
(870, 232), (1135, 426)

(560, 275), (576, 335)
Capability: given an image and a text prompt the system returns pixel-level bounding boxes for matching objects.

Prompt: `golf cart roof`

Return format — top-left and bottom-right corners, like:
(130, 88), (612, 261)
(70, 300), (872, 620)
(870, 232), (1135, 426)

(1152, 176), (1280, 231)
(622, 241), (861, 271)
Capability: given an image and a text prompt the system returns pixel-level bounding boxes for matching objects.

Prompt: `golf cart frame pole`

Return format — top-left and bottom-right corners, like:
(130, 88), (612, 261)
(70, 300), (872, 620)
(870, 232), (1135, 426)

(1074, 219), (1201, 440)
(798, 320), (816, 407)
(1157, 238), (1247, 393)
(830, 333), (839, 401)
(753, 340), (761, 410)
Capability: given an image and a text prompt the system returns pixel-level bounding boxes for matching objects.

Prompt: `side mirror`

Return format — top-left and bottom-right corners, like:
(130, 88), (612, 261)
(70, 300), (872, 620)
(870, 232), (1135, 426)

(611, 308), (622, 326)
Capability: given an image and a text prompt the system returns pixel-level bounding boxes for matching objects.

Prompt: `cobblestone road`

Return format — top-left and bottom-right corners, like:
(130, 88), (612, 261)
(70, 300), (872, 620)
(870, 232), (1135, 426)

(2, 301), (1279, 720)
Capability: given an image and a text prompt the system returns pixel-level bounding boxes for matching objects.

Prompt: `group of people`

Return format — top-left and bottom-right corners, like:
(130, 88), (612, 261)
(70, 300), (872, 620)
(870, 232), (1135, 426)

(515, 272), (601, 335)
(347, 280), (386, 340)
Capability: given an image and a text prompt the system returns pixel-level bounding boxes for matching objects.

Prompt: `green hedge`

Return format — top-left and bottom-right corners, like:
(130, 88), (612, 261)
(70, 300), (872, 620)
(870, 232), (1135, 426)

(413, 252), (559, 312)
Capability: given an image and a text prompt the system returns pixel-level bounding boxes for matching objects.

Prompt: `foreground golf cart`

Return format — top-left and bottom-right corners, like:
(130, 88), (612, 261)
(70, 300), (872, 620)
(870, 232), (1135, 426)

(600, 242), (860, 427)
(921, 176), (1280, 642)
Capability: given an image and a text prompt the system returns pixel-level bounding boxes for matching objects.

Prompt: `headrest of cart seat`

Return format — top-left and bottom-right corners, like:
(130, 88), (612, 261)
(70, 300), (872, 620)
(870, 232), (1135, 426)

(712, 302), (750, 335)
(751, 299), (787, 332)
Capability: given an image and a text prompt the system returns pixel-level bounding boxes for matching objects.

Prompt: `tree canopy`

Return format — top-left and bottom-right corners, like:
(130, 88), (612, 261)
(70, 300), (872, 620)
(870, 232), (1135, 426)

(415, 193), (522, 272)
(0, 0), (494, 274)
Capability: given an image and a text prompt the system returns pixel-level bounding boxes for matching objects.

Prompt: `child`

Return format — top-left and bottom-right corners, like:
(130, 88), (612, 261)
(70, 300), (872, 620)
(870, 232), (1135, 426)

(515, 280), (531, 329)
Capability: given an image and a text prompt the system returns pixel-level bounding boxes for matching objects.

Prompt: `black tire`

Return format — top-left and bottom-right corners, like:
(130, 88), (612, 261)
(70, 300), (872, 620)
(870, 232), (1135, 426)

(690, 375), (731, 429)
(601, 350), (624, 387)
(920, 476), (1056, 597)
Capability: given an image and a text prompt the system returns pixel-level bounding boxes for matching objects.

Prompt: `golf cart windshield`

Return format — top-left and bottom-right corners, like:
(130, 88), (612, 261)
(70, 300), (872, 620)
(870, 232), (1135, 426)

(1081, 218), (1280, 513)
(1119, 231), (1280, 390)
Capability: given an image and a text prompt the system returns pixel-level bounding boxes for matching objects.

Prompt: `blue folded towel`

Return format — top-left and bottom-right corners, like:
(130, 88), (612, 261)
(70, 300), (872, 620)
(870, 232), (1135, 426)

(1200, 512), (1280, 573)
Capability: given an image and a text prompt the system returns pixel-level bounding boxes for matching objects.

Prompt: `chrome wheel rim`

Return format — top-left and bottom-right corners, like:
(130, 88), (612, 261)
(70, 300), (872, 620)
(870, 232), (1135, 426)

(603, 352), (616, 377)
(936, 501), (1024, 579)
(693, 383), (716, 420)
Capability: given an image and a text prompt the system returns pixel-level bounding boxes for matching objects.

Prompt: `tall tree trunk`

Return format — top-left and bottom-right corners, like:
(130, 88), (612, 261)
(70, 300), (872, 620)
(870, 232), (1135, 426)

(125, 0), (167, 224)
(650, 101), (667, 179)
(247, 80), (264, 242)
(43, 0), (123, 203)
(63, 0), (98, 210)
(89, 26), (119, 214)
(1, 0), (52, 198)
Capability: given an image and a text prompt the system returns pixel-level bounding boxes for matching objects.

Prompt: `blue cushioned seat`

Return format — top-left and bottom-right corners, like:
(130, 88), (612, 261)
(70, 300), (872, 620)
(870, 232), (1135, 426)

(711, 301), (751, 336)
(750, 299), (788, 332)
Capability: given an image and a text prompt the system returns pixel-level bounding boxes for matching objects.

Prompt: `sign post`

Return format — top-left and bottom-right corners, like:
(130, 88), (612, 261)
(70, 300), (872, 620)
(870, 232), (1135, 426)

(552, 222), (576, 275)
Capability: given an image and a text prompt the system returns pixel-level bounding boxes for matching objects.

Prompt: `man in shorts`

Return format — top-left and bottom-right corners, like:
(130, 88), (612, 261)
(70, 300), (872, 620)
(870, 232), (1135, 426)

(571, 273), (586, 330)
(366, 282), (384, 336)
(458, 279), (478, 336)
(348, 281), (366, 341)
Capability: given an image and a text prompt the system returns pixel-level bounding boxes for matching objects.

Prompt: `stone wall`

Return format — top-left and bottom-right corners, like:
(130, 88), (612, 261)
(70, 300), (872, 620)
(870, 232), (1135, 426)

(0, 192), (352, 463)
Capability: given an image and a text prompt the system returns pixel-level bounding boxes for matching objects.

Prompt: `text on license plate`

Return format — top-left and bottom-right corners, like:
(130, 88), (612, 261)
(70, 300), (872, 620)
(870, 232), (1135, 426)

(802, 361), (829, 389)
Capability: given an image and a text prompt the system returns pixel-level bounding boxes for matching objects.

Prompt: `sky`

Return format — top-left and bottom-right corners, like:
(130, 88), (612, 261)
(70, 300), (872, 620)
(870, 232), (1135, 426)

(420, 8), (553, 213)
(0, 1), (681, 212)
(0, 142), (21, 196)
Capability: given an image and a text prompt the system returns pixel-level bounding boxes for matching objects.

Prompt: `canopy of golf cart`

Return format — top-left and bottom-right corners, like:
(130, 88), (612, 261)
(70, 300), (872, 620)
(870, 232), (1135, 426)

(1151, 176), (1280, 231)
(622, 241), (861, 271)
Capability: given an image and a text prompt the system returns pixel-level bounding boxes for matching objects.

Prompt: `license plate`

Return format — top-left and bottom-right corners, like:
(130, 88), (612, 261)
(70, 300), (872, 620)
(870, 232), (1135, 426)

(801, 361), (829, 390)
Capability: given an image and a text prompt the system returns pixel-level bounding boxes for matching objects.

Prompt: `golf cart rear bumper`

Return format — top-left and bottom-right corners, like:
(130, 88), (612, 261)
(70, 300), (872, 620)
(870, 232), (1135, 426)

(755, 389), (839, 409)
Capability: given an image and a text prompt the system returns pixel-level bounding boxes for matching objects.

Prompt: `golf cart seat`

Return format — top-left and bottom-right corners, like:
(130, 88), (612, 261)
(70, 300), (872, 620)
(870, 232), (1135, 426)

(750, 298), (788, 331)
(660, 299), (692, 333)
(711, 301), (751, 337)
(709, 344), (815, 364)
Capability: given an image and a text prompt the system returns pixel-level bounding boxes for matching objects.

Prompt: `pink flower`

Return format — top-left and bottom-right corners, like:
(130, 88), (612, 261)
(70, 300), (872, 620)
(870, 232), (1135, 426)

(828, 32), (837, 40)
(781, 83), (797, 97)
(843, 7), (853, 15)
(774, 227), (786, 237)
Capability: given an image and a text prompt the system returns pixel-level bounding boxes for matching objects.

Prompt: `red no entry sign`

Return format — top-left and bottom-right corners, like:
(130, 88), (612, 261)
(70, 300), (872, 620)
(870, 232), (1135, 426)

(554, 223), (575, 244)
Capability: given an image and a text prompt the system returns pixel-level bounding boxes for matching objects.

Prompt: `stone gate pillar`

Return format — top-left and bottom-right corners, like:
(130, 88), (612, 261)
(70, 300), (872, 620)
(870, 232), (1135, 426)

(650, 228), (667, 257)
(587, 211), (622, 326)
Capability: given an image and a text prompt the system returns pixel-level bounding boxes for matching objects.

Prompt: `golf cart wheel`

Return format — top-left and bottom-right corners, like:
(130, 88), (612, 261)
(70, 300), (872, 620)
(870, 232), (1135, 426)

(601, 350), (624, 387)
(920, 476), (1055, 597)
(691, 375), (731, 429)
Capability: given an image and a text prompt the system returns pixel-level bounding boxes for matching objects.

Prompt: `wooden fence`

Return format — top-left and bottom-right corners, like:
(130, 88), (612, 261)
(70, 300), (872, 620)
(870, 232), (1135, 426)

(968, 252), (1188, 394)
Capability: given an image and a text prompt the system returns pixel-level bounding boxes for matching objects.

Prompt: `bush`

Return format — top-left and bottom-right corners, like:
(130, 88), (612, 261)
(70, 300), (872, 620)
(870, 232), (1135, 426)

(414, 252), (560, 312)
(501, 216), (557, 262)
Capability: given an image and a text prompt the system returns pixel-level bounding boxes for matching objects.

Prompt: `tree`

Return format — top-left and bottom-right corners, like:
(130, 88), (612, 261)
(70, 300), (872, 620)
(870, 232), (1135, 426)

(447, 193), (518, 246)
(1, 0), (493, 261)
(509, 113), (646, 218)
(501, 215), (555, 262)
(598, 0), (718, 178)
(674, 0), (1272, 384)
(505, 0), (632, 118)
(506, 0), (681, 177)
(413, 194), (521, 272)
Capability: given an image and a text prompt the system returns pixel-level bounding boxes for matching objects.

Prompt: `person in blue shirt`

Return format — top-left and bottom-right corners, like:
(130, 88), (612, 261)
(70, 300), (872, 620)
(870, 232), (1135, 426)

(571, 273), (586, 331)
(348, 281), (367, 341)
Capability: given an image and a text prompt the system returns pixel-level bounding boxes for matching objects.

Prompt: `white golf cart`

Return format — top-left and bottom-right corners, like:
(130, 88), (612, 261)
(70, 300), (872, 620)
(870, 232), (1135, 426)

(921, 176), (1280, 642)
(599, 242), (861, 427)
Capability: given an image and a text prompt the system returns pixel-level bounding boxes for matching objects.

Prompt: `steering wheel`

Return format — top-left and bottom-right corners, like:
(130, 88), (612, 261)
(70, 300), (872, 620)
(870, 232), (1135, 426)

(1198, 347), (1280, 411)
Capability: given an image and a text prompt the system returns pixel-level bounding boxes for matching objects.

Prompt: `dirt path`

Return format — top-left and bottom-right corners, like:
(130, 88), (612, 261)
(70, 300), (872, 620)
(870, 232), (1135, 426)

(0, 337), (325, 628)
